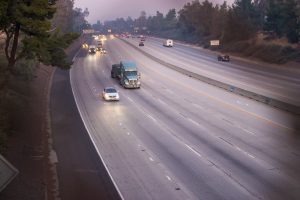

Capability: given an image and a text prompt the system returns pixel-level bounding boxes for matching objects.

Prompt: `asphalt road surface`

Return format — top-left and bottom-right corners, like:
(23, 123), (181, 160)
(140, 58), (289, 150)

(51, 68), (121, 200)
(69, 36), (300, 200)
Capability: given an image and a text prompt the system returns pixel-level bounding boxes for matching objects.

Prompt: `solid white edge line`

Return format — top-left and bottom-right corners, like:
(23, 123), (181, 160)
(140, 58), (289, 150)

(69, 51), (125, 200)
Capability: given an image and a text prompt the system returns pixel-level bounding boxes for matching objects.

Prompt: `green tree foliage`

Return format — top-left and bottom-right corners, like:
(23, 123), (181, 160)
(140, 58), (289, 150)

(178, 1), (201, 36)
(164, 9), (177, 30)
(147, 11), (164, 32)
(135, 11), (148, 31)
(265, 0), (300, 43)
(0, 0), (79, 74)
(52, 0), (74, 33)
(72, 7), (90, 32)
(223, 0), (260, 42)
(211, 2), (229, 39)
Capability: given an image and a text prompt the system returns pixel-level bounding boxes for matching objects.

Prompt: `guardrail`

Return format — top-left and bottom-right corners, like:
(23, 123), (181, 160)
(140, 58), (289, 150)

(120, 38), (300, 115)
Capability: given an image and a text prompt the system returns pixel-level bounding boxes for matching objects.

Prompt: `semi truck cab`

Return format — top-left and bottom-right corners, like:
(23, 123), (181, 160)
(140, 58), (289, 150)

(111, 61), (141, 88)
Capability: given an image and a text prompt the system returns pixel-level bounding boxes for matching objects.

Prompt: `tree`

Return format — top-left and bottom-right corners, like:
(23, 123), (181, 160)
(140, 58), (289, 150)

(72, 7), (90, 32)
(264, 0), (284, 36)
(126, 16), (134, 30)
(1, 0), (79, 71)
(223, 0), (260, 42)
(265, 0), (300, 43)
(52, 0), (75, 33)
(164, 9), (177, 30)
(178, 1), (201, 36)
(135, 11), (147, 30)
(210, 1), (229, 40)
(147, 11), (164, 32)
(2, 0), (57, 72)
(198, 0), (215, 37)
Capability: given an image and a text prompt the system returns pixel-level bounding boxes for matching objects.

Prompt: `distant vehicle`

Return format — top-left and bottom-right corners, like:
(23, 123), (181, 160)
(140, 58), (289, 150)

(100, 35), (107, 41)
(82, 43), (88, 49)
(218, 54), (230, 62)
(96, 43), (102, 51)
(89, 45), (96, 54)
(141, 37), (146, 41)
(102, 87), (120, 101)
(139, 41), (144, 46)
(111, 64), (121, 79)
(163, 39), (173, 47)
(100, 48), (107, 54)
(111, 61), (141, 88)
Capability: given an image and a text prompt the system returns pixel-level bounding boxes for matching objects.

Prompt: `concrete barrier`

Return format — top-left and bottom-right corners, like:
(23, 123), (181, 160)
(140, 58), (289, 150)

(120, 38), (300, 115)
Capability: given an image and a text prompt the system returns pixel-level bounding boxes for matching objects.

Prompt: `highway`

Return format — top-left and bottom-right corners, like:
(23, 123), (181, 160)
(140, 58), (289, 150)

(70, 36), (300, 200)
(125, 37), (300, 107)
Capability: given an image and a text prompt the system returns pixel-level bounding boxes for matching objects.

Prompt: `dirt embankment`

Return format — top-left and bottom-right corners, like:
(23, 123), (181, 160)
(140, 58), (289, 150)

(0, 36), (85, 200)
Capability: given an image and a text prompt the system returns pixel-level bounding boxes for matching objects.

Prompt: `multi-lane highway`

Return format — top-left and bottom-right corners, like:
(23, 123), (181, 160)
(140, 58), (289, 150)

(70, 36), (300, 200)
(125, 37), (300, 107)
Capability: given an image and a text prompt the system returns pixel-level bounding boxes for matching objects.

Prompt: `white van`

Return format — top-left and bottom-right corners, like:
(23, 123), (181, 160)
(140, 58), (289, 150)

(163, 39), (173, 47)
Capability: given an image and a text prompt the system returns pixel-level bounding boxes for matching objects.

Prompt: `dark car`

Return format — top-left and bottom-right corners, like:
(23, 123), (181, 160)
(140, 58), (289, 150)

(139, 42), (144, 46)
(100, 48), (107, 54)
(88, 45), (96, 54)
(218, 54), (230, 62)
(96, 45), (102, 51)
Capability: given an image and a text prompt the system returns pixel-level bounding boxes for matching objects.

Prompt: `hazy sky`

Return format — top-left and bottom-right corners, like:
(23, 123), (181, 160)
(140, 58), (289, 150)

(74, 0), (231, 24)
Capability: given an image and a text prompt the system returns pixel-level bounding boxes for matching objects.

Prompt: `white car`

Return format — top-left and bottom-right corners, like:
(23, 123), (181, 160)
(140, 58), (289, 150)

(102, 87), (120, 101)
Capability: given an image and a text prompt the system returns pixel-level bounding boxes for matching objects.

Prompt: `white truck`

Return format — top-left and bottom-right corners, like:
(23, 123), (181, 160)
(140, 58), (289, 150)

(163, 39), (173, 47)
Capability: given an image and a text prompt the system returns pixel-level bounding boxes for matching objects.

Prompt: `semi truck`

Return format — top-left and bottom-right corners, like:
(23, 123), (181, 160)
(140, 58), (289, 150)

(111, 61), (141, 88)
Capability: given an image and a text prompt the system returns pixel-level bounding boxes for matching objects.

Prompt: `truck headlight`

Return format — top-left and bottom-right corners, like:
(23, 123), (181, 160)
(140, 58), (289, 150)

(124, 80), (129, 85)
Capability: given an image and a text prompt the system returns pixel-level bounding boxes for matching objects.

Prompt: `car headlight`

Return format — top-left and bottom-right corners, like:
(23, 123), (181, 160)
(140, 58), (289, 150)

(124, 80), (129, 85)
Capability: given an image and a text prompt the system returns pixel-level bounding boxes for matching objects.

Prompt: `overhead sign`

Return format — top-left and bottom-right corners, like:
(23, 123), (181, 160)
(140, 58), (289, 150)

(82, 29), (95, 34)
(0, 154), (19, 192)
(210, 40), (220, 46)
